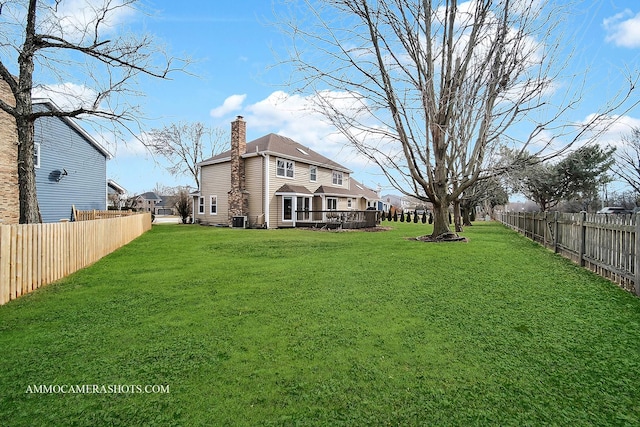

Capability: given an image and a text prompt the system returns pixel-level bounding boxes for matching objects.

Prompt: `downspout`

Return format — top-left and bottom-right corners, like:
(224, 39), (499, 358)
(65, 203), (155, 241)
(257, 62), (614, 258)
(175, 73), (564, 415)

(260, 152), (269, 228)
(191, 197), (196, 224)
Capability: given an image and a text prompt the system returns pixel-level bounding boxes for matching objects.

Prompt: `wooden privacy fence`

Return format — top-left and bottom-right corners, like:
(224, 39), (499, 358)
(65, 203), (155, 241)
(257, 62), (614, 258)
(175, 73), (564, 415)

(72, 206), (138, 221)
(0, 213), (151, 305)
(497, 211), (640, 295)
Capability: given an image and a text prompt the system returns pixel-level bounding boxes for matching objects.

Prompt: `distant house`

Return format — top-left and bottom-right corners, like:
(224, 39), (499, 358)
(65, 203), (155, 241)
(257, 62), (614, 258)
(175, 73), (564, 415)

(195, 116), (381, 228)
(130, 192), (177, 215)
(132, 192), (162, 213)
(108, 179), (127, 209)
(382, 194), (430, 214)
(155, 195), (178, 216)
(0, 79), (113, 224)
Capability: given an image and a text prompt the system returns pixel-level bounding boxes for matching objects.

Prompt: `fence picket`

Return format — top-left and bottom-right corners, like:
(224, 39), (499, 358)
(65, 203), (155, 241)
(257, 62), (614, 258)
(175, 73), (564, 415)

(498, 212), (638, 295)
(0, 226), (9, 304)
(0, 213), (151, 305)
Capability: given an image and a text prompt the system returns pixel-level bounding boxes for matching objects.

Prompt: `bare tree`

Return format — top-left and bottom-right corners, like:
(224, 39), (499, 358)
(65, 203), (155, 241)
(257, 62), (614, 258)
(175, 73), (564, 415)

(0, 0), (187, 223)
(460, 177), (508, 226)
(147, 122), (226, 189)
(279, 0), (636, 239)
(614, 127), (640, 195)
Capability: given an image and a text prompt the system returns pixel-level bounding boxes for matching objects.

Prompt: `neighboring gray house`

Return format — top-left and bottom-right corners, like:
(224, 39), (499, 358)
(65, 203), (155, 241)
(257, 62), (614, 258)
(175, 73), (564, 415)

(132, 191), (162, 213)
(33, 99), (112, 223)
(131, 192), (178, 215)
(156, 195), (179, 215)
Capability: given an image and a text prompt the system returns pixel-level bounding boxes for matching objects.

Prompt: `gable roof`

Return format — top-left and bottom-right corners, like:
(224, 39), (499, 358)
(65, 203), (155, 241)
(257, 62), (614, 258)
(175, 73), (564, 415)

(349, 178), (380, 200)
(32, 98), (113, 159)
(136, 191), (162, 201)
(199, 133), (351, 173)
(275, 178), (380, 200)
(274, 184), (314, 195)
(107, 179), (126, 194)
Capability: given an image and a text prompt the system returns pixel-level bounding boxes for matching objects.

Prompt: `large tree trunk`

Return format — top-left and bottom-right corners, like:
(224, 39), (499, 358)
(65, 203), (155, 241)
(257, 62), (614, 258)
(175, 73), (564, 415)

(15, 0), (41, 223)
(431, 201), (451, 238)
(453, 199), (463, 232)
(462, 204), (473, 226)
(16, 115), (41, 223)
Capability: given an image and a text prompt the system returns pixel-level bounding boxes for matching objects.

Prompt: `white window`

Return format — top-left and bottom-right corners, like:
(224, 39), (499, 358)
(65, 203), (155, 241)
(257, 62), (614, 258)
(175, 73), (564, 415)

(277, 158), (294, 178)
(347, 198), (352, 209)
(332, 171), (343, 186)
(309, 165), (317, 182)
(327, 197), (337, 210)
(34, 143), (40, 168)
(198, 197), (205, 214)
(210, 195), (217, 214)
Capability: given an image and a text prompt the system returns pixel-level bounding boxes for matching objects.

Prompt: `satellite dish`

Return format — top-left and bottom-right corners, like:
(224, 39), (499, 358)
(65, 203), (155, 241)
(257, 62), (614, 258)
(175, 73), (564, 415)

(49, 169), (68, 182)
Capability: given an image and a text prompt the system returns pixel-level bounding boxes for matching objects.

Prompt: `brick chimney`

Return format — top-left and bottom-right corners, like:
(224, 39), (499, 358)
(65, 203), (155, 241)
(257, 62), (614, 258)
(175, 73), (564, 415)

(228, 116), (248, 224)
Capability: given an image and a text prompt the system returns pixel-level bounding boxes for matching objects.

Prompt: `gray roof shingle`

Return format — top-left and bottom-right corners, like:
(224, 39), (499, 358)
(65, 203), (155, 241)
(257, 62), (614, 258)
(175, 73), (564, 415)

(199, 133), (351, 173)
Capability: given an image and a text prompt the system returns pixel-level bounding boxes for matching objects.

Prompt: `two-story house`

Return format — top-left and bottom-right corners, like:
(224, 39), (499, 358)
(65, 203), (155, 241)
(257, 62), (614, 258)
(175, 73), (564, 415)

(131, 192), (162, 213)
(0, 80), (112, 224)
(33, 99), (112, 223)
(195, 116), (380, 228)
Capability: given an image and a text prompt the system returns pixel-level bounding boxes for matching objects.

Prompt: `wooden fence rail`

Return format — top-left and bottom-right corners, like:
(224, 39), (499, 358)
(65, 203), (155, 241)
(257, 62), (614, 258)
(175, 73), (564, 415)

(497, 211), (640, 296)
(0, 213), (152, 305)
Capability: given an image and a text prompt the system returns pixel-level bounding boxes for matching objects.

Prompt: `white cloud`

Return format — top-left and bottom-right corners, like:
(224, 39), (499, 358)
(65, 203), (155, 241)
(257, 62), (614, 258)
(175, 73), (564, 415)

(603, 9), (640, 48)
(243, 91), (345, 158)
(33, 82), (100, 111)
(244, 91), (390, 179)
(105, 133), (151, 159)
(210, 94), (247, 118)
(579, 113), (640, 147)
(43, 0), (137, 40)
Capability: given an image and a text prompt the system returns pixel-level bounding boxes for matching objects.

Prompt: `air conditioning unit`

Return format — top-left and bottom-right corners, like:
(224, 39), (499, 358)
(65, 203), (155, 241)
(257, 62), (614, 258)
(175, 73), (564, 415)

(232, 216), (248, 228)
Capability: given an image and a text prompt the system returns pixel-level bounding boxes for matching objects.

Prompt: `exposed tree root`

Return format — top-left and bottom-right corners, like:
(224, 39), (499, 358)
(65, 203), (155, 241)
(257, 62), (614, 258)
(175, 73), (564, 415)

(413, 232), (467, 242)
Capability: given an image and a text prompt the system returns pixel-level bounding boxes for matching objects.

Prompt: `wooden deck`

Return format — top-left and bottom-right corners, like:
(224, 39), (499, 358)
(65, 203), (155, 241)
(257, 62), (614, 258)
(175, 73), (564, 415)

(294, 210), (380, 229)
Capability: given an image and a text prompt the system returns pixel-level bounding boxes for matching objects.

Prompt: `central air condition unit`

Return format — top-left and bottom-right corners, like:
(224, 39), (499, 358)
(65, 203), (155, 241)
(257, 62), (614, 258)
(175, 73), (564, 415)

(232, 216), (248, 228)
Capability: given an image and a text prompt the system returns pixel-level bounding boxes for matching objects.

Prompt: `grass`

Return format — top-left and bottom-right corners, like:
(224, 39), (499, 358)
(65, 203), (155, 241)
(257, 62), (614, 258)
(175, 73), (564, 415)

(1, 221), (640, 426)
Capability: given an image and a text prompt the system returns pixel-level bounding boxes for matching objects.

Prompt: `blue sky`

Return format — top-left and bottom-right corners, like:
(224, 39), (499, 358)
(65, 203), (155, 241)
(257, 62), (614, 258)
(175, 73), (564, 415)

(26, 1), (640, 196)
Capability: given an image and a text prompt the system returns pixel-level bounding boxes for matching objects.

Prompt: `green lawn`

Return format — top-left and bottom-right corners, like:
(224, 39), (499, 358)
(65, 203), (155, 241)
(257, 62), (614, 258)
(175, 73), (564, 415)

(1, 221), (639, 426)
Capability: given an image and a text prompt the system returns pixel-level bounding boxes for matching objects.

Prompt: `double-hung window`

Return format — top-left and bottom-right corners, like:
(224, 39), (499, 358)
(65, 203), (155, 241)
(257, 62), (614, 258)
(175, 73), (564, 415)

(332, 170), (343, 186)
(277, 158), (294, 178)
(210, 195), (217, 214)
(327, 197), (337, 210)
(309, 165), (317, 182)
(198, 197), (205, 214)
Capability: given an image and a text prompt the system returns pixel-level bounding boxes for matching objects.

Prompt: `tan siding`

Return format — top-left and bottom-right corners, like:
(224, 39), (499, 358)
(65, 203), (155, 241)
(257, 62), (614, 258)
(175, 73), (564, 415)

(198, 163), (231, 225)
(315, 167), (350, 189)
(267, 156), (353, 227)
(268, 156), (280, 227)
(244, 156), (264, 227)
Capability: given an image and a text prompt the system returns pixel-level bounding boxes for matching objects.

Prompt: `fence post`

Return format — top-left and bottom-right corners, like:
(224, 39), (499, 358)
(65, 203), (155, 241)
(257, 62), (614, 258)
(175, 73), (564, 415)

(543, 211), (549, 248)
(553, 211), (559, 254)
(635, 214), (640, 296)
(579, 211), (587, 267)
